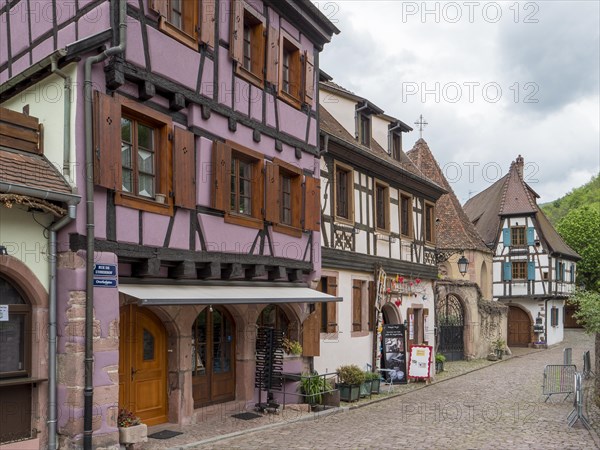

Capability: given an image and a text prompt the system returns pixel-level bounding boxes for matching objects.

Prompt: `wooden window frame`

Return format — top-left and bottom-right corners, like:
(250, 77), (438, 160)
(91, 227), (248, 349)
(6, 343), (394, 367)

(115, 98), (174, 216)
(278, 30), (303, 108)
(512, 261), (527, 280)
(231, 1), (266, 87)
(271, 158), (303, 237)
(333, 161), (354, 225)
(352, 279), (363, 333)
(399, 192), (413, 238)
(358, 113), (371, 147)
(391, 131), (402, 161)
(152, 0), (200, 50)
(0, 296), (31, 379)
(374, 180), (390, 233)
(424, 201), (435, 244)
(511, 226), (526, 247)
(550, 307), (559, 327)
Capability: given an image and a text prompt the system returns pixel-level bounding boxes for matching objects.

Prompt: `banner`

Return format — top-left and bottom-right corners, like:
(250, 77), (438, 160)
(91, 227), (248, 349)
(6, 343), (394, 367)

(381, 324), (407, 384)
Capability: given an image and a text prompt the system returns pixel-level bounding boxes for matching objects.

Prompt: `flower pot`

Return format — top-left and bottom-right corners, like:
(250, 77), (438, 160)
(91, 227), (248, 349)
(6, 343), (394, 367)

(495, 349), (503, 360)
(119, 424), (148, 445)
(370, 378), (381, 394)
(336, 383), (360, 402)
(435, 361), (444, 373)
(360, 380), (372, 398)
(323, 389), (340, 407)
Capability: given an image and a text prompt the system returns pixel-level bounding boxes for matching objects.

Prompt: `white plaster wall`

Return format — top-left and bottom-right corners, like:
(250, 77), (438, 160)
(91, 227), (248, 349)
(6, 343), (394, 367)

(1, 64), (78, 184)
(320, 92), (356, 137)
(546, 298), (565, 345)
(371, 115), (389, 152)
(0, 207), (52, 291)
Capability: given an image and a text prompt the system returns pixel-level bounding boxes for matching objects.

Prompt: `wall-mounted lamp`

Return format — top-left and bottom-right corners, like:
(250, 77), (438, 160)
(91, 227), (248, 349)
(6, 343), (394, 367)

(0, 246), (7, 255)
(436, 249), (470, 277)
(457, 255), (469, 277)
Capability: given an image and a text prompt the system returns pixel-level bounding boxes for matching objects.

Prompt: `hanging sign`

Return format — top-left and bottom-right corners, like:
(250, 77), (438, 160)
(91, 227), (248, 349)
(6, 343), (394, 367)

(382, 324), (407, 384)
(408, 345), (432, 380)
(0, 305), (8, 321)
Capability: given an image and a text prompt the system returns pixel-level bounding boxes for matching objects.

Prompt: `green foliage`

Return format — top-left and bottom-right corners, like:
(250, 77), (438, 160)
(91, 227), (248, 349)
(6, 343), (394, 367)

(435, 353), (446, 363)
(492, 338), (506, 351)
(556, 206), (600, 291)
(282, 338), (303, 355)
(572, 290), (600, 333)
(300, 373), (328, 405)
(540, 175), (600, 224)
(364, 371), (381, 381)
(337, 365), (366, 385)
(117, 408), (141, 428)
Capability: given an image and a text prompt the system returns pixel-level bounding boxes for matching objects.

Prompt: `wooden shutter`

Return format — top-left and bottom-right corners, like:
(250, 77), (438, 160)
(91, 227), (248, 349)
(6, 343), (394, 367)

(352, 280), (362, 332)
(303, 50), (315, 105)
(303, 176), (321, 231)
(93, 91), (121, 190)
(150, 0), (169, 17)
(252, 158), (264, 220)
(527, 261), (535, 280)
(503, 262), (512, 281)
(0, 107), (42, 154)
(527, 227), (535, 246)
(266, 26), (279, 85)
(173, 127), (196, 209)
(200, 0), (216, 48)
(264, 162), (280, 223)
(326, 276), (338, 333)
(368, 281), (376, 331)
(212, 141), (231, 211)
(502, 228), (511, 247)
(229, 0), (244, 65)
(302, 310), (320, 357)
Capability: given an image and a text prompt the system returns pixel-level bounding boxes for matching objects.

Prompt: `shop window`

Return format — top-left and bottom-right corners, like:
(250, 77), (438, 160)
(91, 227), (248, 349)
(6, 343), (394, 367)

(375, 181), (390, 232)
(230, 1), (265, 85)
(334, 162), (354, 223)
(400, 193), (412, 237)
(318, 277), (338, 333)
(424, 201), (435, 243)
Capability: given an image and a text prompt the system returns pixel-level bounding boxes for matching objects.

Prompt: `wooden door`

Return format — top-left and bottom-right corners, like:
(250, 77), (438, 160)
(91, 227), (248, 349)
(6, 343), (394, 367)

(507, 306), (531, 347)
(119, 305), (167, 426)
(564, 303), (582, 328)
(192, 307), (236, 408)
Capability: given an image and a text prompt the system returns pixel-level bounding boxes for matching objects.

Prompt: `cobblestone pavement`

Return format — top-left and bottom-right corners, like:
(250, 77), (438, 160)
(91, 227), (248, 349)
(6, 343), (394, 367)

(140, 330), (598, 449)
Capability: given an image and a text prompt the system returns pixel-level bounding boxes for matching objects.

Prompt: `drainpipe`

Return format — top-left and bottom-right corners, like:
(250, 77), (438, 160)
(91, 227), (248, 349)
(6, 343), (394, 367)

(83, 1), (127, 448)
(48, 203), (78, 450)
(50, 55), (72, 181)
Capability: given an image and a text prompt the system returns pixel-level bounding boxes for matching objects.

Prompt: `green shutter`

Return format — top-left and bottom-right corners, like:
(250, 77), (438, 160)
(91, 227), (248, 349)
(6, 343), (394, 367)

(503, 262), (512, 281)
(527, 261), (535, 280)
(503, 229), (511, 247)
(527, 227), (535, 245)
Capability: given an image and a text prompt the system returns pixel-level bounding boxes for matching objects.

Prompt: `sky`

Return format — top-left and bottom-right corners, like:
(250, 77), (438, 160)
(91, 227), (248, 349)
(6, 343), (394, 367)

(315, 0), (600, 204)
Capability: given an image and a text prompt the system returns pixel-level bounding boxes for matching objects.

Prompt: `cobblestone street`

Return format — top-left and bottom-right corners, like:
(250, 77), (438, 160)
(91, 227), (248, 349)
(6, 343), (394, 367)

(165, 330), (598, 450)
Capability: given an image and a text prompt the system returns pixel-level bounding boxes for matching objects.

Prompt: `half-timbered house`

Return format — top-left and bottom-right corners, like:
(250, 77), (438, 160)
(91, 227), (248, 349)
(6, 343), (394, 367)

(314, 75), (446, 374)
(1, 1), (338, 448)
(464, 156), (580, 348)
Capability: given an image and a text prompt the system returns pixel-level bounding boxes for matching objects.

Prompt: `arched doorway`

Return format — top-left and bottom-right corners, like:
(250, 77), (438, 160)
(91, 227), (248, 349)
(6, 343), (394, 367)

(191, 306), (236, 408)
(256, 304), (294, 337)
(436, 294), (465, 361)
(119, 304), (168, 425)
(382, 303), (401, 325)
(507, 305), (532, 346)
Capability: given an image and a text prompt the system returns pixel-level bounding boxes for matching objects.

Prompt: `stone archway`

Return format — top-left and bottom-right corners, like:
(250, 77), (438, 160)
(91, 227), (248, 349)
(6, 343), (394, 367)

(382, 302), (401, 325)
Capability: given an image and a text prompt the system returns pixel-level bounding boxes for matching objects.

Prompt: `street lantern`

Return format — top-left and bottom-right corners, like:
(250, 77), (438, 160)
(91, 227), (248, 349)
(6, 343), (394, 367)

(457, 255), (469, 277)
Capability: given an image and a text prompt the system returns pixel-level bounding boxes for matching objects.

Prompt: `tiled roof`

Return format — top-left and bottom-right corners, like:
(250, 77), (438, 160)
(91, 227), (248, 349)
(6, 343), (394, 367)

(499, 156), (538, 215)
(0, 149), (72, 196)
(407, 139), (490, 252)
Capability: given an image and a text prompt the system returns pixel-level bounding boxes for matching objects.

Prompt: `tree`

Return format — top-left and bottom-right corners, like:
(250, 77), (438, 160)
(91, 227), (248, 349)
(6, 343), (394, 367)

(557, 206), (600, 291)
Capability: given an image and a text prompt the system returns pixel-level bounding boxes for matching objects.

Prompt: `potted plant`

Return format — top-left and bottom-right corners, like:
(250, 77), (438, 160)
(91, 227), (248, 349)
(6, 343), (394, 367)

(118, 408), (147, 445)
(365, 371), (381, 394)
(283, 338), (303, 356)
(360, 371), (373, 398)
(336, 365), (365, 403)
(435, 353), (446, 373)
(300, 372), (328, 409)
(492, 338), (506, 359)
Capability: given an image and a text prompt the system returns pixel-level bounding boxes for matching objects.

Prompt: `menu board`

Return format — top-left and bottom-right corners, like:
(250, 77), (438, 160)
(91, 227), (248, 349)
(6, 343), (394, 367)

(408, 345), (432, 380)
(381, 324), (407, 384)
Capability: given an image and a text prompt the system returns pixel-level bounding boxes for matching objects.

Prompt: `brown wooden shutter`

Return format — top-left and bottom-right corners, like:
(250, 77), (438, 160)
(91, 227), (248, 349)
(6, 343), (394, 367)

(368, 281), (376, 331)
(93, 91), (121, 190)
(229, 0), (244, 65)
(0, 107), (42, 154)
(212, 141), (231, 211)
(352, 280), (362, 332)
(200, 0), (216, 48)
(303, 176), (321, 231)
(173, 127), (196, 209)
(302, 310), (320, 357)
(150, 0), (169, 17)
(264, 161), (280, 223)
(303, 50), (315, 105)
(252, 158), (264, 220)
(266, 26), (279, 86)
(326, 276), (338, 333)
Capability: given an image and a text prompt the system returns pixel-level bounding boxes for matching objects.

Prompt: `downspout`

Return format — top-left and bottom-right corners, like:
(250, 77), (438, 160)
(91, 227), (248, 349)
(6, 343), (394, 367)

(48, 203), (78, 450)
(83, 1), (127, 448)
(50, 55), (72, 181)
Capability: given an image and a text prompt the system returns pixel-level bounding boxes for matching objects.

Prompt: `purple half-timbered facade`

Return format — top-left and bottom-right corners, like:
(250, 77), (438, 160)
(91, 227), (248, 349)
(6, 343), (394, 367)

(1, 1), (337, 448)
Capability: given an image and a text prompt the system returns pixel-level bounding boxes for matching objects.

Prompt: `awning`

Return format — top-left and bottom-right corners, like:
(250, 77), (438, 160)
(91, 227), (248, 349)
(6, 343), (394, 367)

(119, 284), (342, 306)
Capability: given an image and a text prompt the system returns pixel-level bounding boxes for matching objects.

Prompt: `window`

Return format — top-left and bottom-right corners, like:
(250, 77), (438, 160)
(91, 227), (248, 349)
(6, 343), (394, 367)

(375, 181), (390, 231)
(391, 132), (402, 161)
(424, 202), (435, 243)
(358, 113), (371, 147)
(264, 158), (304, 236)
(230, 1), (265, 85)
(230, 156), (253, 216)
(278, 32), (302, 106)
(550, 307), (559, 327)
(512, 261), (527, 280)
(121, 117), (156, 199)
(400, 193), (412, 237)
(511, 226), (526, 246)
(151, 0), (215, 49)
(280, 174), (292, 225)
(334, 162), (353, 223)
(352, 279), (365, 332)
(257, 305), (291, 337)
(318, 277), (338, 333)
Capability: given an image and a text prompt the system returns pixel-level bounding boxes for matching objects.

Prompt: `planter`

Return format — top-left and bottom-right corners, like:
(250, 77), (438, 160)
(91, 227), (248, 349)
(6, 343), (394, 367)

(495, 349), (504, 360)
(119, 424), (147, 445)
(336, 383), (361, 402)
(435, 361), (444, 373)
(323, 389), (340, 407)
(370, 378), (381, 394)
(360, 380), (372, 398)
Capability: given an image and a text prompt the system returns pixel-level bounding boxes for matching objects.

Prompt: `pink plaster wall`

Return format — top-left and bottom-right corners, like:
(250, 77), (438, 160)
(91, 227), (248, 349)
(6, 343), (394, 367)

(115, 206), (139, 244)
(168, 210), (190, 250)
(142, 211), (170, 247)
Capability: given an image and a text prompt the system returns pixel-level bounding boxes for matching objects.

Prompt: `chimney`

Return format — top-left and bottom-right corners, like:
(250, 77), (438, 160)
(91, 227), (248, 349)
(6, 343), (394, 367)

(515, 154), (524, 178)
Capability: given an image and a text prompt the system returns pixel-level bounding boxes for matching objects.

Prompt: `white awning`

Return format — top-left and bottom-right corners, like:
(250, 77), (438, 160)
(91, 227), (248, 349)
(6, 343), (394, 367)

(118, 284), (342, 306)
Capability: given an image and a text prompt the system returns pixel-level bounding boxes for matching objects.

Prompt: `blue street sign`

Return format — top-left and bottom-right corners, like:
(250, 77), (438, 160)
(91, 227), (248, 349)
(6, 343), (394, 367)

(93, 264), (117, 277)
(93, 278), (118, 288)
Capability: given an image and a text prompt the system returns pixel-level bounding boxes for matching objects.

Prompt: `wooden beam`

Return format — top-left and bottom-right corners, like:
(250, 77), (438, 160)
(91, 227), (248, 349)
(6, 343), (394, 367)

(222, 263), (245, 280)
(246, 264), (266, 279)
(268, 266), (287, 281)
(133, 258), (161, 277)
(288, 269), (304, 282)
(170, 93), (186, 111)
(198, 261), (221, 279)
(139, 81), (156, 101)
(170, 260), (196, 279)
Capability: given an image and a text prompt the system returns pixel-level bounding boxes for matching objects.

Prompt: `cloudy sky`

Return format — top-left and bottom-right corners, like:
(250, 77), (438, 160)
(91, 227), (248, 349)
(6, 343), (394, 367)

(315, 1), (600, 204)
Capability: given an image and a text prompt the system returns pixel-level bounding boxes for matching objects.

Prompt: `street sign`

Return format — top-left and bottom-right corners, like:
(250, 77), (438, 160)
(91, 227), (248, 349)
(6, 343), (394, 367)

(93, 264), (117, 277)
(93, 278), (118, 288)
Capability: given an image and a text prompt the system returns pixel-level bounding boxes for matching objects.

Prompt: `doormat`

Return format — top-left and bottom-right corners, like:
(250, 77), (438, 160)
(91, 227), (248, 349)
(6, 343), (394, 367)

(231, 412), (262, 421)
(148, 430), (183, 440)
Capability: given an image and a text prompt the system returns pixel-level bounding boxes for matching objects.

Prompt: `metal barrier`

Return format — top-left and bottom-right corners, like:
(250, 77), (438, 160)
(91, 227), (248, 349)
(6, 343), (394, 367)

(563, 347), (572, 366)
(567, 372), (591, 430)
(583, 351), (595, 379)
(542, 364), (577, 402)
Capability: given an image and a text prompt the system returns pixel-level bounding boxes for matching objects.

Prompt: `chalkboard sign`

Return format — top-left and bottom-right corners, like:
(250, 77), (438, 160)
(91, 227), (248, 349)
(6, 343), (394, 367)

(381, 324), (407, 384)
(408, 345), (432, 380)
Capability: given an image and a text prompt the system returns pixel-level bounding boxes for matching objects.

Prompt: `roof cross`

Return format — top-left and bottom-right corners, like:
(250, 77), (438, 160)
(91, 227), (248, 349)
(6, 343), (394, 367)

(414, 114), (428, 138)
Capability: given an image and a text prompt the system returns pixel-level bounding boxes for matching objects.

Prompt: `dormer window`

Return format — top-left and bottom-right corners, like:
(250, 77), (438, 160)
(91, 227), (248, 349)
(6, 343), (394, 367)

(391, 132), (402, 161)
(358, 113), (371, 146)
